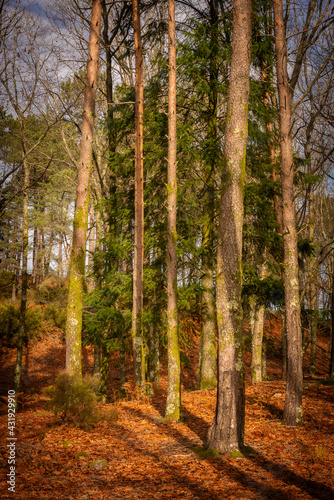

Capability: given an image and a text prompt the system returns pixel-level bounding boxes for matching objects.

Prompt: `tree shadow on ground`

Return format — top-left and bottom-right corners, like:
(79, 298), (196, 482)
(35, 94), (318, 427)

(124, 403), (334, 500)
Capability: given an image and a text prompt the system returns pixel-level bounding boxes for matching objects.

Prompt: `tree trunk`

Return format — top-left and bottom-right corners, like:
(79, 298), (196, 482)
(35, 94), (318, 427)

(250, 297), (266, 384)
(120, 334), (127, 393)
(208, 0), (252, 452)
(330, 273), (334, 379)
(100, 336), (109, 402)
(273, 0), (303, 426)
(88, 204), (96, 293)
(93, 208), (102, 377)
(147, 323), (159, 386)
(165, 0), (180, 421)
(58, 238), (63, 282)
(262, 340), (268, 380)
(65, 0), (102, 377)
(131, 0), (145, 387)
(14, 156), (29, 395)
(281, 311), (287, 379)
(198, 0), (218, 392)
(305, 123), (317, 376)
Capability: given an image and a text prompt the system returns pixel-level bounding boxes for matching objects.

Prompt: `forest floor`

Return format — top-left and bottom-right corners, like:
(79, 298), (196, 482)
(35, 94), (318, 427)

(1, 314), (334, 499)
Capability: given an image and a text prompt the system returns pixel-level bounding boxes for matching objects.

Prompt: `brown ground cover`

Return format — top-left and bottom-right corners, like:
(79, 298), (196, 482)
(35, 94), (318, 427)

(1, 315), (334, 499)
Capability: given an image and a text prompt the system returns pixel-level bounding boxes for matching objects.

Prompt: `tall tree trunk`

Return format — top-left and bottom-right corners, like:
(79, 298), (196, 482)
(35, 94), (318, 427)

(93, 208), (102, 378)
(14, 155), (29, 394)
(330, 272), (334, 379)
(281, 311), (287, 379)
(100, 335), (109, 402)
(131, 0), (145, 387)
(250, 262), (267, 383)
(273, 0), (303, 426)
(65, 0), (102, 377)
(198, 0), (218, 391)
(32, 225), (38, 285)
(88, 204), (96, 293)
(147, 323), (159, 387)
(58, 238), (63, 282)
(304, 121), (317, 376)
(165, 0), (180, 421)
(250, 298), (266, 384)
(208, 0), (252, 452)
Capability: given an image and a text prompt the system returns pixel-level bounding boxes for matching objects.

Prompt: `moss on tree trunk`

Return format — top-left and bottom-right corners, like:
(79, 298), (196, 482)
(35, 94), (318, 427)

(208, 0), (252, 453)
(65, 0), (102, 377)
(165, 0), (181, 421)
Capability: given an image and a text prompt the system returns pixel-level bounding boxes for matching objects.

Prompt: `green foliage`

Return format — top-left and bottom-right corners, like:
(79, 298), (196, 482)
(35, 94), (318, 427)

(0, 271), (14, 298)
(242, 275), (284, 307)
(180, 351), (191, 369)
(35, 282), (68, 307)
(0, 304), (20, 346)
(83, 275), (131, 351)
(43, 304), (67, 330)
(47, 372), (100, 430)
(0, 304), (43, 346)
(25, 306), (43, 338)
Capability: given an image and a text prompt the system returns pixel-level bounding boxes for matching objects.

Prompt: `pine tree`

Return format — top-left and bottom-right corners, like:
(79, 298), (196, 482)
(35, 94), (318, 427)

(65, 0), (102, 377)
(165, 0), (181, 421)
(208, 0), (252, 453)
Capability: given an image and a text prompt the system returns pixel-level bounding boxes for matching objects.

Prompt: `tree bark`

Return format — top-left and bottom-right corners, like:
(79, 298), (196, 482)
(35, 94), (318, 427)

(208, 0), (252, 452)
(131, 0), (145, 387)
(330, 273), (334, 379)
(281, 311), (287, 379)
(165, 0), (181, 421)
(93, 208), (102, 378)
(273, 0), (303, 426)
(65, 0), (102, 377)
(305, 122), (317, 376)
(250, 297), (265, 384)
(198, 0), (218, 392)
(13, 155), (29, 394)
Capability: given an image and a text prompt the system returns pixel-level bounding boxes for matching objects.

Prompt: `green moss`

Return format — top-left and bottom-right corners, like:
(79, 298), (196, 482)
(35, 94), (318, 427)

(193, 446), (219, 458)
(75, 451), (88, 459)
(199, 377), (217, 390)
(163, 406), (180, 422)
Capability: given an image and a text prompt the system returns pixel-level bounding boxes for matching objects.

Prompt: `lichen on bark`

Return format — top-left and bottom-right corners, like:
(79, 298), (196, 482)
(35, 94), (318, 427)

(208, 0), (252, 453)
(65, 0), (102, 378)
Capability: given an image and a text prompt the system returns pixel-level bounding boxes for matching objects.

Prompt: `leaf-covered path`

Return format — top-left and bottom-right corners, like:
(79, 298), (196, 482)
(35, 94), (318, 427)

(1, 324), (334, 499)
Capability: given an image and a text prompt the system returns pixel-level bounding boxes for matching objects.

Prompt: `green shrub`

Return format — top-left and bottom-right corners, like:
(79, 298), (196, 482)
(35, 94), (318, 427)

(47, 372), (100, 429)
(0, 304), (20, 346)
(0, 303), (43, 346)
(0, 270), (14, 298)
(43, 304), (67, 330)
(35, 281), (68, 307)
(25, 306), (43, 339)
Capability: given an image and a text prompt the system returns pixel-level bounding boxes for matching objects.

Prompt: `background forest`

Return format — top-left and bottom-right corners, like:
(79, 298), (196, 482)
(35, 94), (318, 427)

(1, 0), (334, 460)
